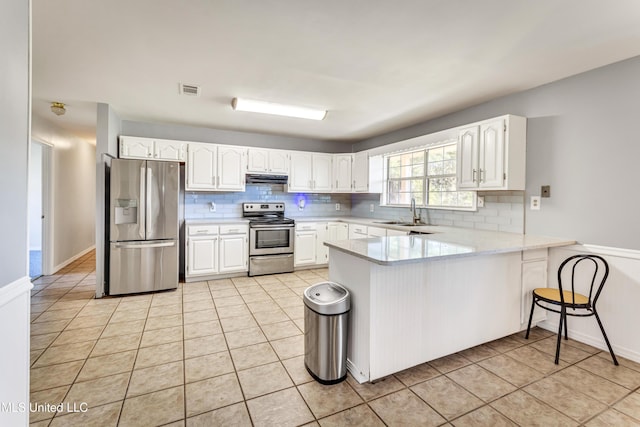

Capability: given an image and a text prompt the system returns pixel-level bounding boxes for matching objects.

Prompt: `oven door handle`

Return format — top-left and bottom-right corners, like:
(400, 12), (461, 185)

(251, 253), (294, 260)
(250, 225), (295, 230)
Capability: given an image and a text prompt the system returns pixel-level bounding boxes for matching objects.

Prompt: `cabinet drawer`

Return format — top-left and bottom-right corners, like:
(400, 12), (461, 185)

(219, 224), (248, 235)
(296, 223), (317, 231)
(350, 224), (367, 234)
(187, 225), (218, 236)
(367, 226), (387, 237)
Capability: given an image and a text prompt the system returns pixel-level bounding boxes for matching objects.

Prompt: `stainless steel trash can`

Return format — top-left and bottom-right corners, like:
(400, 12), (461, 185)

(303, 282), (350, 384)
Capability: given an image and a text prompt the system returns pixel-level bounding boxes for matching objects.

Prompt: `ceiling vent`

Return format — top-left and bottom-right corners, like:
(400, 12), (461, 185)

(179, 83), (201, 97)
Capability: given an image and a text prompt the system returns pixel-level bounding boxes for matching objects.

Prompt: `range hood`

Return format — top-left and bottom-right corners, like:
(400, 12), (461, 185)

(246, 174), (288, 185)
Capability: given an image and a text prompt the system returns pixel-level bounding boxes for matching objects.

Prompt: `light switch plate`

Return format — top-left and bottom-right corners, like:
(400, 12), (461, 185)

(530, 196), (541, 210)
(369, 204), (375, 212)
(335, 203), (341, 211)
(477, 196), (485, 208)
(209, 202), (216, 212)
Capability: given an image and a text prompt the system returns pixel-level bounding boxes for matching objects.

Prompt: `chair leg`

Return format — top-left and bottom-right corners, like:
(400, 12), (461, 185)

(525, 296), (536, 339)
(555, 307), (565, 365)
(594, 311), (619, 366)
(563, 310), (569, 340)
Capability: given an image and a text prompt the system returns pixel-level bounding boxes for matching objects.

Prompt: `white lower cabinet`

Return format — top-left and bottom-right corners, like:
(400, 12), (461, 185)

(367, 226), (387, 238)
(316, 223), (328, 264)
(521, 249), (548, 327)
(186, 223), (248, 280)
(294, 225), (318, 267)
(219, 225), (249, 273)
(349, 224), (368, 239)
(187, 225), (219, 277)
(327, 222), (349, 241)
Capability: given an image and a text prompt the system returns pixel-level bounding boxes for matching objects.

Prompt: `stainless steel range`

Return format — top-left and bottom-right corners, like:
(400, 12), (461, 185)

(243, 203), (295, 276)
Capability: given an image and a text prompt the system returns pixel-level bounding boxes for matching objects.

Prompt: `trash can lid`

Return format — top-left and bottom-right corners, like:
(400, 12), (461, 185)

(303, 282), (350, 315)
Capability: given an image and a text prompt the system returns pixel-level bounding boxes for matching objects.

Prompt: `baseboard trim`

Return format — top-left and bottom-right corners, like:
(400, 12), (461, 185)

(52, 244), (95, 273)
(0, 276), (32, 309)
(346, 358), (368, 384)
(537, 320), (640, 364)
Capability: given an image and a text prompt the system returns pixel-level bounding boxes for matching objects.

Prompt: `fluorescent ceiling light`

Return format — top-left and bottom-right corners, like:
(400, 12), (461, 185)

(232, 97), (326, 121)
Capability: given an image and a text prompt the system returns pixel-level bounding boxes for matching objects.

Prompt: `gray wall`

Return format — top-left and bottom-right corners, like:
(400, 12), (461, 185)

(355, 56), (640, 251)
(95, 103), (121, 296)
(32, 115), (97, 270)
(0, 0), (29, 287)
(122, 120), (350, 153)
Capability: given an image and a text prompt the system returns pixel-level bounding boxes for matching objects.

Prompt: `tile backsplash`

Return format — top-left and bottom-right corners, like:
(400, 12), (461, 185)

(350, 191), (525, 233)
(185, 185), (524, 233)
(185, 184), (352, 219)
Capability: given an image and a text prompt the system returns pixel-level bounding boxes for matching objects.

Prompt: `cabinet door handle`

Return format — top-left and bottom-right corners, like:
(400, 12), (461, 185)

(472, 169), (477, 182)
(479, 169), (484, 183)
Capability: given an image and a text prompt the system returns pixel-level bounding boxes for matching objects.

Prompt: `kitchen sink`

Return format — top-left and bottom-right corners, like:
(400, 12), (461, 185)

(373, 221), (417, 226)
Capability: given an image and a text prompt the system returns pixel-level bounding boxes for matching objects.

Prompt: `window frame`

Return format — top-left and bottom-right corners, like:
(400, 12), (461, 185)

(381, 141), (477, 211)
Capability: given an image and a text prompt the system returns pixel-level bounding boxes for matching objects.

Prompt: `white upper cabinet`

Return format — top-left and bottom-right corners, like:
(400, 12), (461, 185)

(186, 143), (246, 191)
(352, 152), (383, 193)
(456, 115), (526, 191)
(288, 152), (333, 192)
(120, 136), (186, 161)
(217, 146), (247, 191)
(268, 150), (289, 174)
(247, 148), (269, 173)
(312, 154), (333, 192)
(154, 139), (186, 161)
(333, 154), (353, 192)
(288, 152), (313, 191)
(187, 143), (217, 190)
(352, 152), (368, 192)
(247, 148), (290, 174)
(120, 136), (153, 159)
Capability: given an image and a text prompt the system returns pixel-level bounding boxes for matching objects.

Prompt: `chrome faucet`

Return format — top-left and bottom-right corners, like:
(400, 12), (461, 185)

(410, 198), (420, 225)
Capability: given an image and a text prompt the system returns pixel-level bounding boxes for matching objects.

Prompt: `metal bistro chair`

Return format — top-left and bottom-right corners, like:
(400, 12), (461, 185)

(525, 254), (618, 365)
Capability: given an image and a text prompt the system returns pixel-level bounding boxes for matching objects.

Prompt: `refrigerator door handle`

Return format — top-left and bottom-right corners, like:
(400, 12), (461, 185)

(113, 241), (176, 249)
(146, 165), (153, 238)
(139, 164), (146, 240)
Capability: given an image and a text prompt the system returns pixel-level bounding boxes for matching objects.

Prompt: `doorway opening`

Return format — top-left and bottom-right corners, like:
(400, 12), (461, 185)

(29, 140), (52, 280)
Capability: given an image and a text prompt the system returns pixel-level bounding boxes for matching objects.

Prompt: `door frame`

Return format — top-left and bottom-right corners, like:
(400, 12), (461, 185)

(30, 139), (53, 276)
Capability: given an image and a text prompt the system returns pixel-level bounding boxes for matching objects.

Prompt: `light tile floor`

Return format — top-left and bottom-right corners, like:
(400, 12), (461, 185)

(28, 251), (640, 426)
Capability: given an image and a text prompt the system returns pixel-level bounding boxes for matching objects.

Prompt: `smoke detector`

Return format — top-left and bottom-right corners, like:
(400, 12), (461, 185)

(179, 83), (201, 97)
(51, 102), (66, 116)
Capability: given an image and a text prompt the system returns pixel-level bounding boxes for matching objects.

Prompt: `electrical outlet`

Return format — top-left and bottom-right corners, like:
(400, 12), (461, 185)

(477, 196), (485, 208)
(369, 204), (374, 213)
(530, 196), (541, 210)
(209, 202), (216, 212)
(335, 203), (341, 211)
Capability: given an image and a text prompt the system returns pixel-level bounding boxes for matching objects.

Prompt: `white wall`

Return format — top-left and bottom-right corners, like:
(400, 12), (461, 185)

(354, 56), (640, 251)
(31, 114), (96, 271)
(28, 142), (43, 250)
(0, 0), (31, 424)
(95, 103), (121, 297)
(542, 245), (640, 364)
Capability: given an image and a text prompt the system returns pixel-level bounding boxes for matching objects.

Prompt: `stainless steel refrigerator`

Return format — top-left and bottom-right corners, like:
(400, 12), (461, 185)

(109, 159), (179, 295)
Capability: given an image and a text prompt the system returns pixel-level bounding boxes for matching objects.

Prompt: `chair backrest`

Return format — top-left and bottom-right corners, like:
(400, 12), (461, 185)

(557, 254), (609, 307)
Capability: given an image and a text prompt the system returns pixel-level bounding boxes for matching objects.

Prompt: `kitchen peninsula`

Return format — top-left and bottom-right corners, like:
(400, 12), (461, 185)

(324, 227), (575, 383)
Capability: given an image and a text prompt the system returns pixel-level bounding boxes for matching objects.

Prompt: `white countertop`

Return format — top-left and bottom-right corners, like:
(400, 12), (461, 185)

(185, 218), (249, 225)
(323, 226), (575, 265)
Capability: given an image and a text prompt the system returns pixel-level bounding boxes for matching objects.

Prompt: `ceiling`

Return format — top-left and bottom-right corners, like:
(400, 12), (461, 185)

(32, 0), (640, 143)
